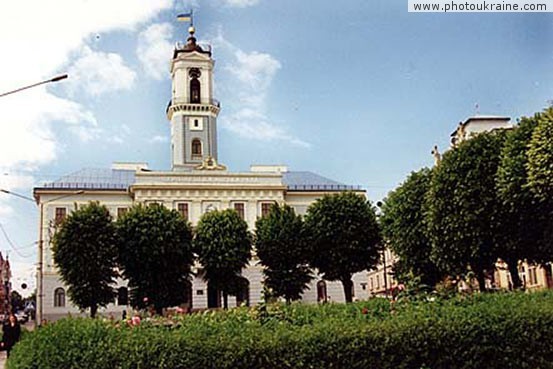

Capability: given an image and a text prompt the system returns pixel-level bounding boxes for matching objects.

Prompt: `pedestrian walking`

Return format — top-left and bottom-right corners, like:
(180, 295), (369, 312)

(2, 313), (21, 358)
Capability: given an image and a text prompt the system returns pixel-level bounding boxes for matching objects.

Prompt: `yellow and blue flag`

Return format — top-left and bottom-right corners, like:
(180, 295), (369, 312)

(177, 12), (192, 22)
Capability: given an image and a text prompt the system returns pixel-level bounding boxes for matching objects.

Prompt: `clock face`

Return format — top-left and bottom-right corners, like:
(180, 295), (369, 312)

(189, 68), (201, 79)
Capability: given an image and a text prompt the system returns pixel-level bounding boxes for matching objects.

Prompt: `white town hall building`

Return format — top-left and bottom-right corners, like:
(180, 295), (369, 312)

(34, 25), (368, 321)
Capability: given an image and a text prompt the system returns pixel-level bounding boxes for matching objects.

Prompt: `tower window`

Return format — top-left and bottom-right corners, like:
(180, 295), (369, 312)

(190, 78), (201, 103)
(189, 117), (203, 131)
(191, 139), (202, 158)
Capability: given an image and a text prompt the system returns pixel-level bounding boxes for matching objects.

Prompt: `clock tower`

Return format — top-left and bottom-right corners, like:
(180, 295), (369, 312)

(167, 26), (221, 171)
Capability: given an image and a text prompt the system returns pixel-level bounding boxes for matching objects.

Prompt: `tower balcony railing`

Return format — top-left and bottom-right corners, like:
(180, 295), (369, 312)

(166, 98), (220, 115)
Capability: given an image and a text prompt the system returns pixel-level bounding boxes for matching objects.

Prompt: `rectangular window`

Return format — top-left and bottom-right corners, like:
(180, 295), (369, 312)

(117, 207), (128, 219)
(234, 203), (245, 220)
(189, 117), (203, 131)
(54, 207), (67, 225)
(177, 203), (189, 221)
(54, 288), (65, 307)
(261, 203), (272, 217)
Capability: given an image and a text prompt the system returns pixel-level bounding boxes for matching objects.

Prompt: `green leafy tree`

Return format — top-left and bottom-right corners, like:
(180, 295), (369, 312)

(380, 168), (442, 288)
(194, 209), (252, 309)
(116, 204), (194, 314)
(52, 202), (118, 317)
(255, 204), (312, 303)
(427, 131), (506, 291)
(304, 192), (382, 303)
(526, 107), (553, 253)
(10, 290), (23, 312)
(496, 114), (547, 288)
(527, 107), (553, 202)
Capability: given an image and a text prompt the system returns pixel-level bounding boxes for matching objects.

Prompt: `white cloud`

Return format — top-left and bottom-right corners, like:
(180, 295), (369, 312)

(0, 174), (35, 217)
(137, 23), (175, 80)
(0, 90), (96, 169)
(211, 32), (309, 147)
(228, 50), (281, 89)
(0, 204), (14, 218)
(150, 135), (169, 143)
(107, 136), (125, 145)
(223, 0), (260, 7)
(66, 46), (137, 97)
(224, 109), (310, 148)
(0, 2), (173, 278)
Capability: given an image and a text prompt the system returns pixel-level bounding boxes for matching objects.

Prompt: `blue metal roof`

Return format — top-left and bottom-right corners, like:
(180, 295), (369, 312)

(37, 168), (360, 192)
(283, 171), (361, 191)
(39, 168), (135, 190)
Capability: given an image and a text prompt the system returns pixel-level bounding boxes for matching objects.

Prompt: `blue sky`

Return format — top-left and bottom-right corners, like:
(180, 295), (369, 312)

(0, 0), (552, 295)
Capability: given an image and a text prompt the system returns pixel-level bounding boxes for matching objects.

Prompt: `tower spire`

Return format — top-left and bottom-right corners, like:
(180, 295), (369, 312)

(168, 12), (220, 171)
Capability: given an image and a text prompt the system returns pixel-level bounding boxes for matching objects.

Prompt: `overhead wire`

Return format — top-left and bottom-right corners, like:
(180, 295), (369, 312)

(0, 223), (37, 259)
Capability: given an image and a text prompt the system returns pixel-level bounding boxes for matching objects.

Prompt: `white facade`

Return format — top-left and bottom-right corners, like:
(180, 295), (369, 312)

(450, 116), (512, 147)
(34, 26), (367, 321)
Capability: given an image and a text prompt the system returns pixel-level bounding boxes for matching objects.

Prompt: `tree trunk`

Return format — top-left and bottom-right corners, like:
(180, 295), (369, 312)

(506, 258), (522, 290)
(341, 277), (353, 303)
(90, 304), (97, 318)
(223, 291), (228, 309)
(475, 269), (487, 292)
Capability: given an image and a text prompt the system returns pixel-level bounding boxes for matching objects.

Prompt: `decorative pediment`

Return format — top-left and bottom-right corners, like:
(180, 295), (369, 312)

(195, 156), (227, 171)
(176, 51), (212, 62)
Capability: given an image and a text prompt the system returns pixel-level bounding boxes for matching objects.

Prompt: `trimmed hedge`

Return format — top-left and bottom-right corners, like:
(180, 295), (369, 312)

(8, 291), (553, 369)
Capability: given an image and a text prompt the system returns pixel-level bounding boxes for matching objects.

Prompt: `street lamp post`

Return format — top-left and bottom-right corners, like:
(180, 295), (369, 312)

(0, 74), (68, 98)
(0, 188), (83, 325)
(375, 201), (389, 299)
